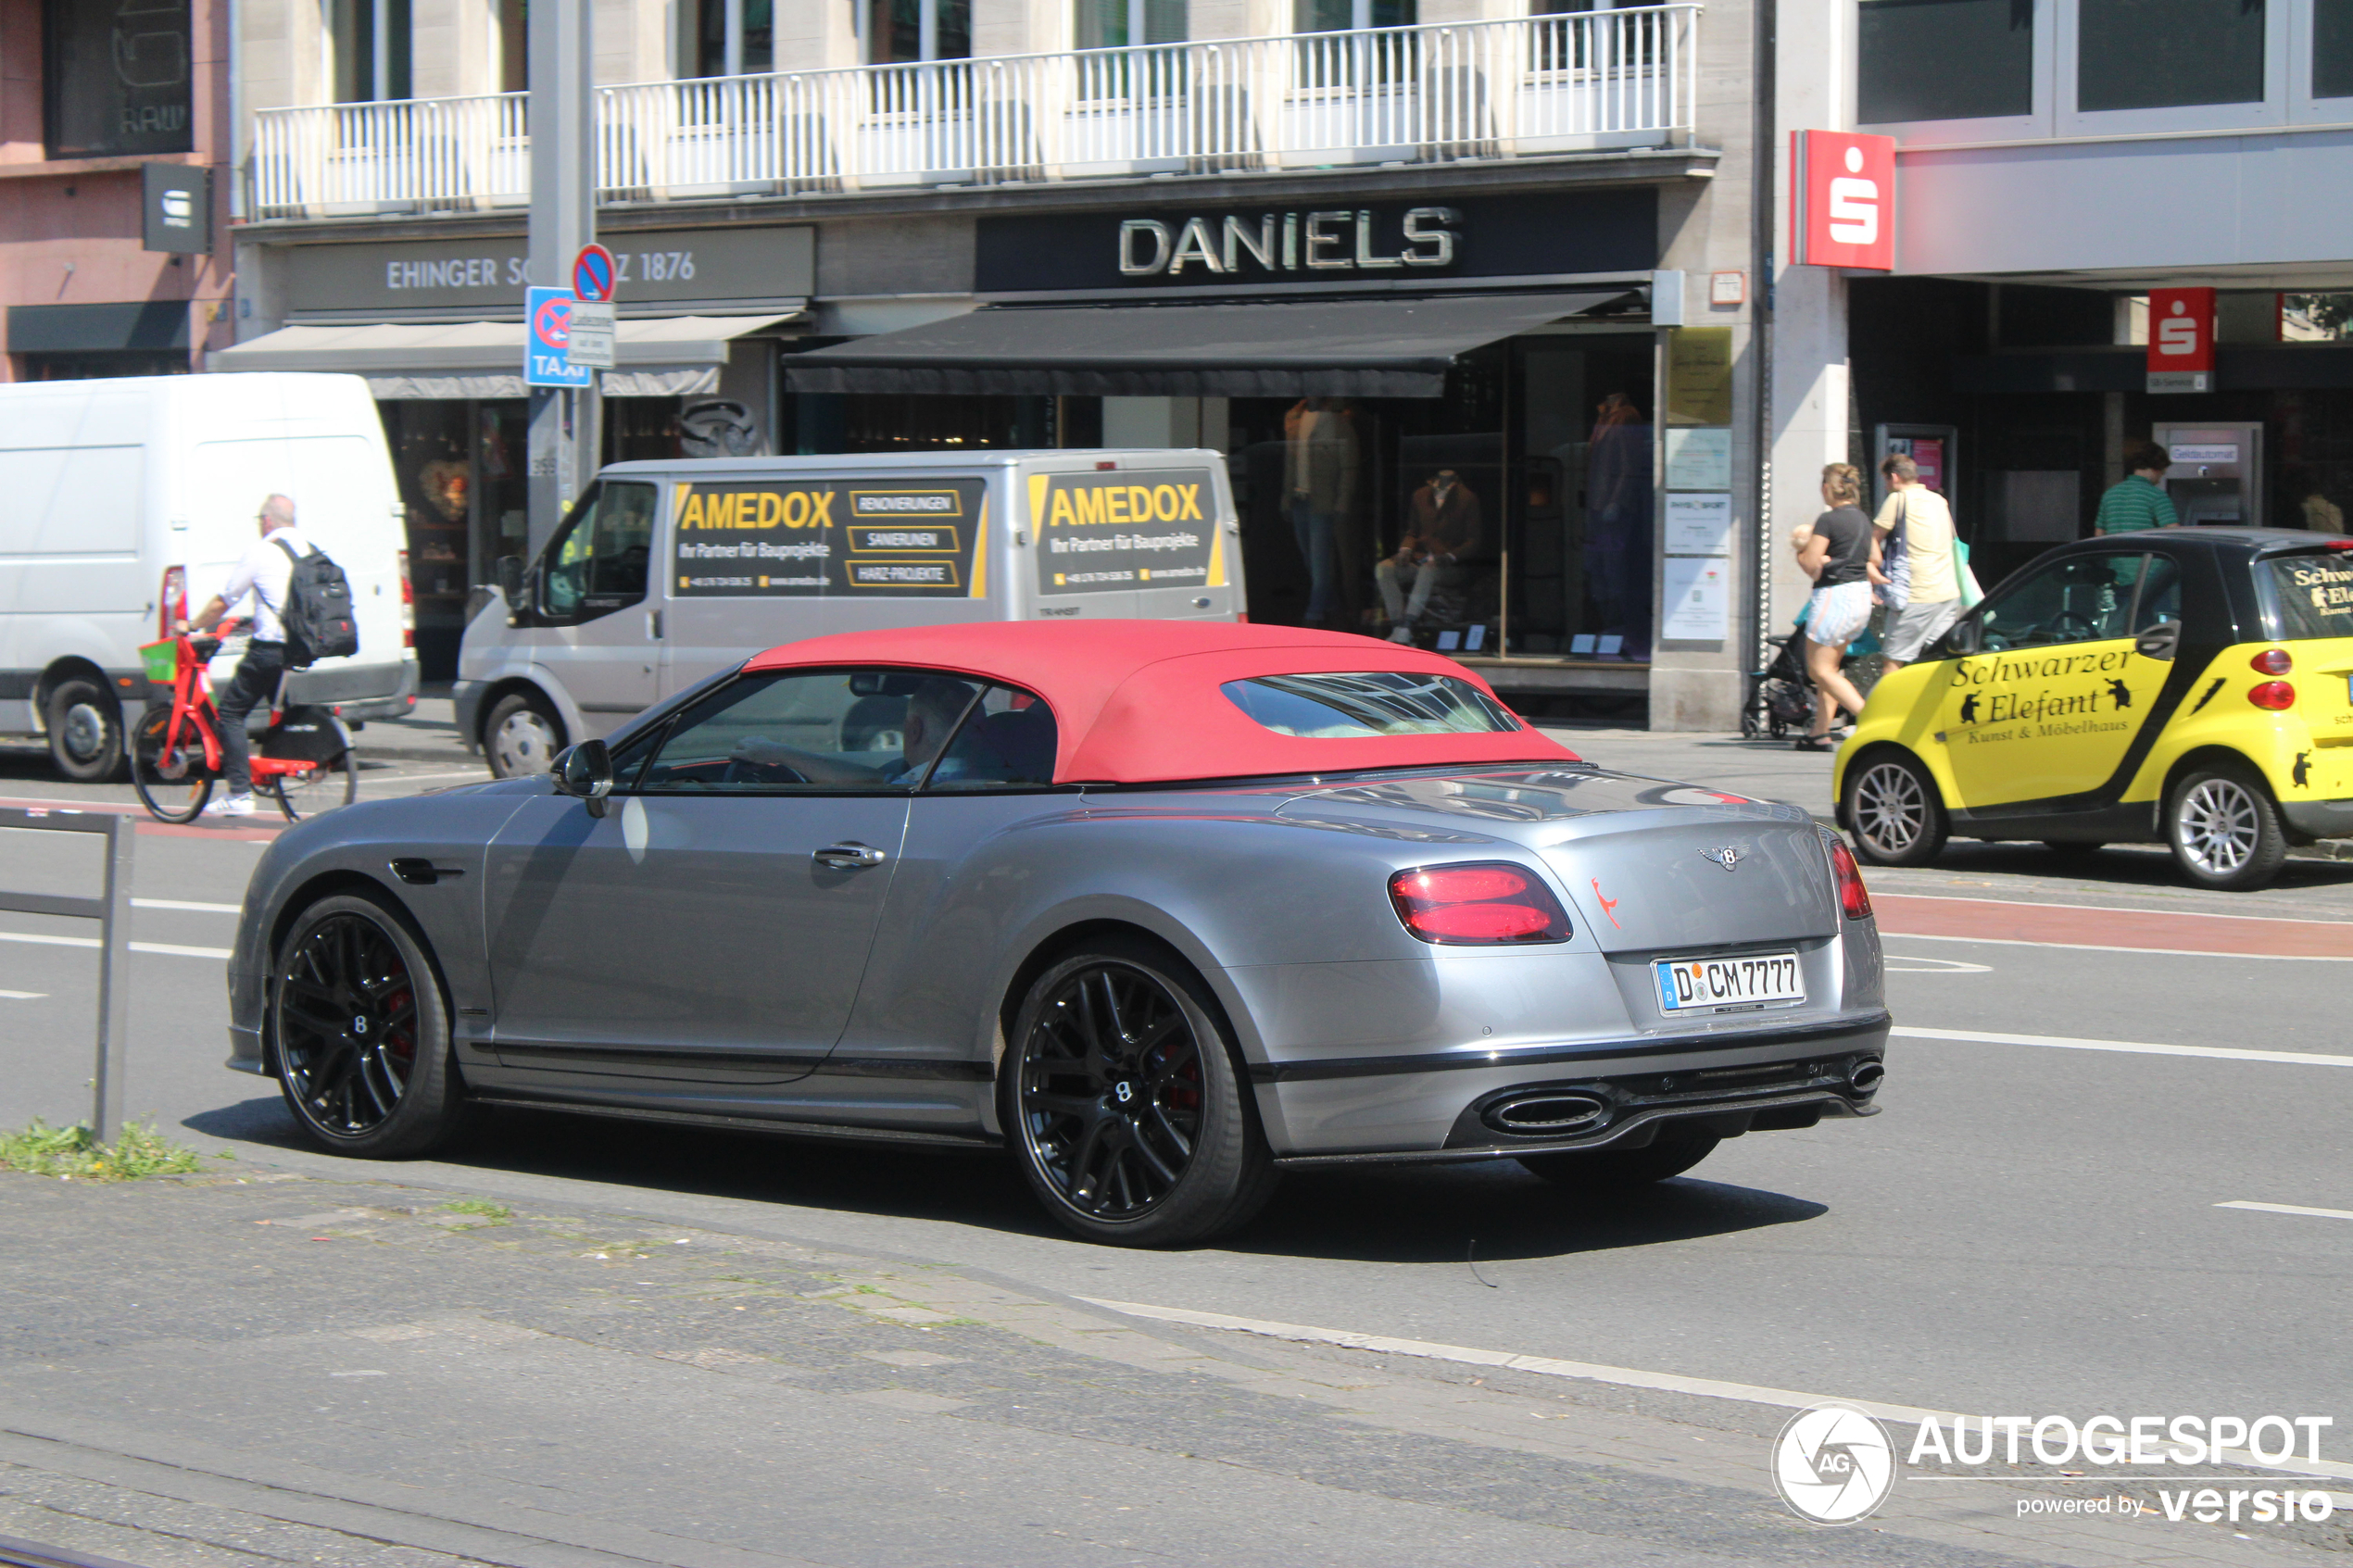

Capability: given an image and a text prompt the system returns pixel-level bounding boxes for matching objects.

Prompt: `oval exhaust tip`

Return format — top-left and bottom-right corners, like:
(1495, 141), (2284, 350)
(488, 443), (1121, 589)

(1849, 1059), (1885, 1093)
(1486, 1094), (1609, 1134)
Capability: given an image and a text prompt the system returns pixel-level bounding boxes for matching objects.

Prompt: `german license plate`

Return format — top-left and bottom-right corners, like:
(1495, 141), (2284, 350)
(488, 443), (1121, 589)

(1654, 952), (1805, 1013)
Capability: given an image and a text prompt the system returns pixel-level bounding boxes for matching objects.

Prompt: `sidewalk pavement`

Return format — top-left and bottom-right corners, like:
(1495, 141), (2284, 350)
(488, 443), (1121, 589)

(5, 1165), (2338, 1568)
(353, 690), (479, 768)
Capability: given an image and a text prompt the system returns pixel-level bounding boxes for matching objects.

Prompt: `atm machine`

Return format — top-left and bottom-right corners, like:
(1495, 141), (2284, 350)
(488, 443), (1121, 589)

(2153, 421), (2263, 527)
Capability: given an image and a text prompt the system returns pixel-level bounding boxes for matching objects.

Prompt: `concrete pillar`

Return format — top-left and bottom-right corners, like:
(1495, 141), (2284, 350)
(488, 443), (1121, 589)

(410, 0), (500, 99)
(777, 0), (862, 69)
(974, 0), (1065, 56)
(1188, 0), (1290, 41)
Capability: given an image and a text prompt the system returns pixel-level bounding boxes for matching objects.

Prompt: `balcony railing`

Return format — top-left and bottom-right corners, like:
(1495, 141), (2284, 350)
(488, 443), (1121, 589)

(247, 8), (1698, 220)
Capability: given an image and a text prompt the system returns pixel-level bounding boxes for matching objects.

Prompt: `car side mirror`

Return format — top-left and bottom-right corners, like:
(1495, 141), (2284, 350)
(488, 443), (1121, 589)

(552, 739), (614, 818)
(2134, 621), (2181, 661)
(1933, 618), (1982, 659)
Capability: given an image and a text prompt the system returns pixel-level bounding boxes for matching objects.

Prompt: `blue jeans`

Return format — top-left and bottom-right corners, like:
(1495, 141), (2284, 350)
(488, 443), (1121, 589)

(1290, 499), (1338, 621)
(216, 641), (285, 797)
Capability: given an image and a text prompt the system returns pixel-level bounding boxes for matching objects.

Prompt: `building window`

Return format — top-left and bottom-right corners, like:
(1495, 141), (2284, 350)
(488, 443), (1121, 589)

(42, 0), (195, 158)
(328, 0), (414, 103)
(1076, 0), (1189, 48)
(866, 0), (972, 63)
(495, 0), (527, 93)
(698, 0), (775, 77)
(1858, 0), (2033, 121)
(1294, 0), (1417, 28)
(2318, 0), (2353, 96)
(2077, 0), (2264, 111)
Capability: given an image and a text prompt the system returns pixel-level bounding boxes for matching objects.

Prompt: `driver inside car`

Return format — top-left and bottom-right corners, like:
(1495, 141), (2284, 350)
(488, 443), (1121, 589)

(725, 677), (975, 785)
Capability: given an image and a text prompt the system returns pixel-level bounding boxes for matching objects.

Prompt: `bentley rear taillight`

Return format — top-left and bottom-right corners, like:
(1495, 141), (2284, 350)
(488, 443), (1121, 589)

(1828, 840), (1873, 921)
(1389, 863), (1572, 945)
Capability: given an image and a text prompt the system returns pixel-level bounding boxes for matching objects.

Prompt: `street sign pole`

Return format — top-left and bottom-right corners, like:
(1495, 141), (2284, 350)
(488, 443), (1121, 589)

(526, 1), (596, 560)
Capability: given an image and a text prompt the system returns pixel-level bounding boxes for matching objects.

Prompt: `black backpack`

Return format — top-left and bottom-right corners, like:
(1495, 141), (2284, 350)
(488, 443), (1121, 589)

(272, 537), (360, 668)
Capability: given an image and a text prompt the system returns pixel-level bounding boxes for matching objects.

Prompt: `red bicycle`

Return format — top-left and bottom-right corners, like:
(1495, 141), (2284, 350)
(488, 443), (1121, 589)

(130, 618), (357, 824)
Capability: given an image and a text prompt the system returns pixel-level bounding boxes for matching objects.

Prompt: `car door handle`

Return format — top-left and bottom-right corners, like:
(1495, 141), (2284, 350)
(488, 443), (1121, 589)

(813, 842), (887, 871)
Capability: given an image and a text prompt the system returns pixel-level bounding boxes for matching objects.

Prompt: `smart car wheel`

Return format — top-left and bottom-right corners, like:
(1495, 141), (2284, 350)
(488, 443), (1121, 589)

(1006, 939), (1277, 1247)
(1848, 752), (1947, 867)
(484, 691), (564, 779)
(272, 893), (468, 1157)
(2167, 762), (2288, 892)
(1518, 1127), (1721, 1189)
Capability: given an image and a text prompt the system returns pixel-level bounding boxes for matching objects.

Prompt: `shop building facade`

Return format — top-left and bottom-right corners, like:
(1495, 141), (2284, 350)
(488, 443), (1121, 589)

(223, 0), (1770, 723)
(1773, 0), (2353, 621)
(2, 0), (233, 383)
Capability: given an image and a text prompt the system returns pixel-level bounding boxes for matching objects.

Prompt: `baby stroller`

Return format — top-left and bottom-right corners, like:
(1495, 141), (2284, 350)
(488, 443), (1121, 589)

(1741, 633), (1818, 739)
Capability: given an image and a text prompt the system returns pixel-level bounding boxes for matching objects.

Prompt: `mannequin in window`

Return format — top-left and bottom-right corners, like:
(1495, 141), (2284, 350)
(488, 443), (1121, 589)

(1583, 392), (1654, 659)
(1285, 396), (1360, 628)
(1378, 469), (1483, 644)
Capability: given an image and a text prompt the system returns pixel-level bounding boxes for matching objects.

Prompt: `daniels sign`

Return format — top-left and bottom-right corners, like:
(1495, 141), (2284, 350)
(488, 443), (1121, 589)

(1117, 207), (1460, 279)
(1792, 131), (1895, 272)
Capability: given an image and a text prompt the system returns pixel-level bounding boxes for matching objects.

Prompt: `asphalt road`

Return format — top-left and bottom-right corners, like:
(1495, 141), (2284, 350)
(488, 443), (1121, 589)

(3, 738), (2348, 1564)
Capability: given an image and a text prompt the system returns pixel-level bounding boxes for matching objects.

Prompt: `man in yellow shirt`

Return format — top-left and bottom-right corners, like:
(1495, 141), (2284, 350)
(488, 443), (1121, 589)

(1874, 454), (1962, 671)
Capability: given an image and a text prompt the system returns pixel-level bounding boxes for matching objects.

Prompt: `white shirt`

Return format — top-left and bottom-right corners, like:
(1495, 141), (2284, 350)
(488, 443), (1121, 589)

(219, 526), (314, 645)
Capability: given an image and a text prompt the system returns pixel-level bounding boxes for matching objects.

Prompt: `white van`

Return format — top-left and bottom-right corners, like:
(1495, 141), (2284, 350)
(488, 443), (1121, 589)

(0, 373), (417, 779)
(456, 449), (1244, 775)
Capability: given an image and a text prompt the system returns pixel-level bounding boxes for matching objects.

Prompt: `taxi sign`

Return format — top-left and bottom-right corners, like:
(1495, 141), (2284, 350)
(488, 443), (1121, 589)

(572, 243), (617, 304)
(524, 286), (592, 388)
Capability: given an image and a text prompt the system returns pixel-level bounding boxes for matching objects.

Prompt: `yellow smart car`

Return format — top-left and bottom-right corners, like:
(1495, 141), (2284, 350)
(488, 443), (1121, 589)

(1835, 528), (2353, 890)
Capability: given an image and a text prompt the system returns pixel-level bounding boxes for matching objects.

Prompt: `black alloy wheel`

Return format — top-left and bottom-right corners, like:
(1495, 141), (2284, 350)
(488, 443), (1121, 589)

(129, 704), (214, 823)
(1847, 751), (1947, 867)
(273, 894), (467, 1157)
(1519, 1126), (1722, 1189)
(1007, 940), (1276, 1247)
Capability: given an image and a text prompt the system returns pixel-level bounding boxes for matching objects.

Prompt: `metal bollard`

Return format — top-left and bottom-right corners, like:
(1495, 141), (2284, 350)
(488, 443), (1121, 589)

(0, 808), (136, 1142)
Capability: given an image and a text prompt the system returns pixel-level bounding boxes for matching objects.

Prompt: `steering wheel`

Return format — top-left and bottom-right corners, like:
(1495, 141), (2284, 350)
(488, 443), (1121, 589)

(2045, 611), (2101, 644)
(720, 757), (807, 785)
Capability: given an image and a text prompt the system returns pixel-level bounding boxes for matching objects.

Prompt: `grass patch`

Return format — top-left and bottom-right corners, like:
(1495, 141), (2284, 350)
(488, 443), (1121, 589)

(0, 1119), (209, 1181)
(439, 1198), (512, 1220)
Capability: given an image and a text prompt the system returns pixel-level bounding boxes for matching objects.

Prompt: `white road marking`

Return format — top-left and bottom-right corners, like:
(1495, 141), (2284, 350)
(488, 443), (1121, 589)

(359, 769), (488, 785)
(1881, 931), (2353, 962)
(2217, 1200), (2353, 1222)
(132, 897), (242, 914)
(1881, 956), (1992, 973)
(0, 931), (231, 960)
(0, 990), (46, 999)
(1082, 1298), (2353, 1485)
(1893, 1024), (2353, 1068)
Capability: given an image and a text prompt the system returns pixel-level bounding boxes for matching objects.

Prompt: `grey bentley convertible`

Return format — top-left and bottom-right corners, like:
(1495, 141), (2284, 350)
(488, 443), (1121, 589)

(227, 621), (1887, 1245)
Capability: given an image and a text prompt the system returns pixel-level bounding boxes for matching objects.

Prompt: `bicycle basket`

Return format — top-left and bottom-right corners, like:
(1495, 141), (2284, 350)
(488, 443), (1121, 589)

(138, 640), (179, 684)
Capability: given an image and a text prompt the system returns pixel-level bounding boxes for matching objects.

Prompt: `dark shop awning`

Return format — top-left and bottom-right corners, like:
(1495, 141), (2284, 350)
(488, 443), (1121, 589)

(778, 290), (1638, 399)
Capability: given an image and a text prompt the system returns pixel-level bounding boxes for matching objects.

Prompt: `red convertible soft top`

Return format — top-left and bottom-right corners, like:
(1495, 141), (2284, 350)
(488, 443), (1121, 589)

(742, 620), (1579, 784)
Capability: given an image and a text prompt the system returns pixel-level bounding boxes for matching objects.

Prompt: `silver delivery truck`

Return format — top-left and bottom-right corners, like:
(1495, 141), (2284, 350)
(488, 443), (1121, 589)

(455, 448), (1245, 775)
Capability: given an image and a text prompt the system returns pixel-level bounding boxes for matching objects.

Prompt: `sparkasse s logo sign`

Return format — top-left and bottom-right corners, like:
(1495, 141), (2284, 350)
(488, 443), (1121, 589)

(2148, 287), (2217, 373)
(1792, 132), (1896, 271)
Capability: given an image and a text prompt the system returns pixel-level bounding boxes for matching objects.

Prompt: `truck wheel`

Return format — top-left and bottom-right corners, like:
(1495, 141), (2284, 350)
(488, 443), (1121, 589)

(484, 691), (564, 779)
(46, 677), (124, 782)
(1847, 752), (1946, 867)
(2167, 762), (2288, 891)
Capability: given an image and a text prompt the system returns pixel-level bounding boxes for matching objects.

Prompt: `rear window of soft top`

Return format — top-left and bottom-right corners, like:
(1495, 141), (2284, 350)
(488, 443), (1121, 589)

(2262, 551), (2353, 640)
(1221, 672), (1521, 738)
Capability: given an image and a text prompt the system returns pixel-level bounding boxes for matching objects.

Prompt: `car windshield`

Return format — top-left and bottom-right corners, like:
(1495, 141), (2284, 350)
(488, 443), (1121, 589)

(1221, 672), (1520, 738)
(2262, 552), (2353, 641)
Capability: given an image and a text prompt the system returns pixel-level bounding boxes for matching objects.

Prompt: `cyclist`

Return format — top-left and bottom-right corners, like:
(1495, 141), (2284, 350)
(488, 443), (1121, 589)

(182, 493), (316, 818)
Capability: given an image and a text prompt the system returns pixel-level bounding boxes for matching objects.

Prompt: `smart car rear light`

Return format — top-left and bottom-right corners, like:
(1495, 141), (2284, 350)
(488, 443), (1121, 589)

(1389, 862), (1571, 945)
(2248, 680), (2296, 710)
(2251, 647), (2293, 675)
(158, 566), (186, 641)
(1827, 840), (1873, 921)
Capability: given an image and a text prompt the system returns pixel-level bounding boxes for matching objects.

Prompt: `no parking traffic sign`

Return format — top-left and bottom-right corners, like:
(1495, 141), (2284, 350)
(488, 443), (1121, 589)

(572, 244), (617, 304)
(524, 285), (592, 388)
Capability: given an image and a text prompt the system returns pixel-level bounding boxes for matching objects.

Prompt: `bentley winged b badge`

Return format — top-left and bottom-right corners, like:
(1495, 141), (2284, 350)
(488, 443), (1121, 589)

(1700, 846), (1745, 872)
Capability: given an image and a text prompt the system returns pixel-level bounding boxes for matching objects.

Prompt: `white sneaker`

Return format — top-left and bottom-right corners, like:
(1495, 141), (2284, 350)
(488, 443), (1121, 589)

(203, 793), (256, 818)
(1387, 625), (1416, 644)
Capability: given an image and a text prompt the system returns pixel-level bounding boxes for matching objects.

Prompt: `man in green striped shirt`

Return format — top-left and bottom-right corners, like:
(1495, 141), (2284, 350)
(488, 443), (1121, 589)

(2095, 443), (2180, 533)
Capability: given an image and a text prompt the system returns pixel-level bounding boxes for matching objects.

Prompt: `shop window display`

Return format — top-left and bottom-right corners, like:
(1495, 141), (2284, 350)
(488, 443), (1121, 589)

(1227, 336), (1653, 662)
(379, 400), (531, 682)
